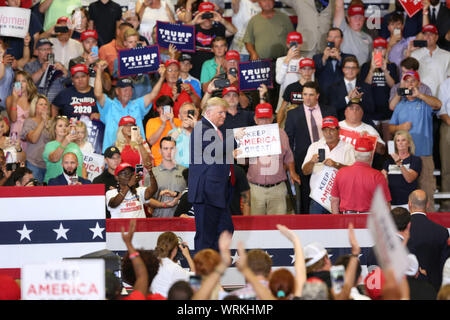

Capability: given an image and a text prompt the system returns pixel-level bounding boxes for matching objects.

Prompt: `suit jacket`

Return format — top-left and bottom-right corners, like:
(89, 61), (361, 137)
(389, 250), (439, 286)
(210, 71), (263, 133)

(407, 213), (450, 291)
(47, 174), (92, 186)
(284, 104), (337, 171)
(313, 52), (356, 94)
(325, 79), (376, 124)
(188, 117), (233, 209)
(431, 3), (450, 39)
(280, 0), (335, 52)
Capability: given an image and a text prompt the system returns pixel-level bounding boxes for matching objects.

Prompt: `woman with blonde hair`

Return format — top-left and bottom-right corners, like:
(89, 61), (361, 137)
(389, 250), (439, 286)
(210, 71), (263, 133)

(42, 115), (86, 183)
(20, 94), (52, 182)
(382, 130), (422, 208)
(6, 70), (38, 150)
(115, 115), (152, 185)
(150, 231), (195, 298)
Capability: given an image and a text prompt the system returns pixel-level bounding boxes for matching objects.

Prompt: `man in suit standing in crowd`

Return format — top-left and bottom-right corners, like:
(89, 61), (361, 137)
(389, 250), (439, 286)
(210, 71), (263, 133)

(188, 97), (234, 251)
(284, 81), (337, 214)
(407, 189), (450, 292)
(47, 152), (91, 185)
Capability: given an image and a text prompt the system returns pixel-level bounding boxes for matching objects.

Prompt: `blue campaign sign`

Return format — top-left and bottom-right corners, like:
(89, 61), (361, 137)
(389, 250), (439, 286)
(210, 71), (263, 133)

(118, 45), (160, 77)
(238, 59), (273, 91)
(156, 21), (195, 52)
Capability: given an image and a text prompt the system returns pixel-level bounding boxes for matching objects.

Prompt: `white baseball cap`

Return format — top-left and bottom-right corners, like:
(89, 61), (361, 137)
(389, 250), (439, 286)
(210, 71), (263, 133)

(304, 242), (328, 267)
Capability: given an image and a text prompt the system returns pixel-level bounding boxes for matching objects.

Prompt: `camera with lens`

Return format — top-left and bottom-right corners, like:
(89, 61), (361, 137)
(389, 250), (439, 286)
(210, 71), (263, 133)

(214, 73), (230, 89)
(174, 236), (187, 262)
(27, 179), (45, 186)
(202, 12), (214, 19)
(397, 87), (412, 96)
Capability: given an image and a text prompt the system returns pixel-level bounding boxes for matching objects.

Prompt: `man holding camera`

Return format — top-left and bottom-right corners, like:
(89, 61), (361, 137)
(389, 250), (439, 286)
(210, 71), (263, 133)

(302, 116), (355, 214)
(389, 71), (442, 212)
(313, 27), (356, 94)
(40, 16), (84, 70)
(24, 38), (68, 103)
(47, 152), (91, 185)
(410, 24), (450, 97)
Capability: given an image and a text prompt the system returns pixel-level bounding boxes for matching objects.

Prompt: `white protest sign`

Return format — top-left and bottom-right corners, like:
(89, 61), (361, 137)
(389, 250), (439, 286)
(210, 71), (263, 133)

(0, 7), (31, 39)
(367, 186), (409, 283)
(83, 153), (105, 181)
(309, 165), (338, 212)
(234, 123), (281, 158)
(21, 259), (105, 300)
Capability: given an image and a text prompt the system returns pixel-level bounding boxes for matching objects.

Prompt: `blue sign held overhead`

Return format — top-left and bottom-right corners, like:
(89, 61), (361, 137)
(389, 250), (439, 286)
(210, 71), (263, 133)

(118, 45), (160, 77)
(238, 59), (273, 91)
(156, 21), (196, 52)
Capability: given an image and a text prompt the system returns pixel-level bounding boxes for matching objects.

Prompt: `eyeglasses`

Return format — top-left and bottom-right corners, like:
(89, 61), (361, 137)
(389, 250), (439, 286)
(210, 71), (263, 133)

(56, 115), (68, 119)
(343, 66), (359, 70)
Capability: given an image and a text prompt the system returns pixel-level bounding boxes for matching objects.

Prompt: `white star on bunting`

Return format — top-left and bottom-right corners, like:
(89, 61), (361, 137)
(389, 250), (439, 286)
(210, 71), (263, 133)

(53, 223), (70, 240)
(89, 222), (105, 240)
(17, 224), (33, 242)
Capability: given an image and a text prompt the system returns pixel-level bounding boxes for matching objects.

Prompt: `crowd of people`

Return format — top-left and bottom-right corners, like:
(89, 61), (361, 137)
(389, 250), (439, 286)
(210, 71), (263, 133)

(0, 0), (450, 300)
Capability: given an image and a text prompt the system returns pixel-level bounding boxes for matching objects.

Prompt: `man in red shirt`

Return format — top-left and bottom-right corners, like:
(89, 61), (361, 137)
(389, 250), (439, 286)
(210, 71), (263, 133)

(154, 59), (201, 118)
(330, 136), (391, 214)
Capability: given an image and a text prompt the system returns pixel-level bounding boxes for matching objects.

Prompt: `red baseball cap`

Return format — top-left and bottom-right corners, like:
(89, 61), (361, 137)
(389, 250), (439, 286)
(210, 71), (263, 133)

(198, 1), (215, 12)
(222, 85), (239, 97)
(348, 4), (365, 17)
(57, 16), (70, 24)
(364, 267), (385, 300)
(118, 115), (136, 127)
(373, 37), (387, 49)
(402, 71), (420, 82)
(322, 116), (339, 129)
(81, 29), (98, 41)
(422, 24), (438, 34)
(255, 103), (273, 118)
(355, 136), (375, 152)
(70, 64), (89, 76)
(115, 162), (134, 176)
(286, 31), (303, 46)
(225, 50), (240, 62)
(165, 59), (180, 68)
(299, 58), (315, 69)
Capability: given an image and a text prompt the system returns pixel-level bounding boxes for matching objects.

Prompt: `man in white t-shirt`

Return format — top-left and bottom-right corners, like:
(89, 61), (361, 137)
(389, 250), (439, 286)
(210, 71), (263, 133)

(106, 162), (157, 219)
(275, 31), (303, 112)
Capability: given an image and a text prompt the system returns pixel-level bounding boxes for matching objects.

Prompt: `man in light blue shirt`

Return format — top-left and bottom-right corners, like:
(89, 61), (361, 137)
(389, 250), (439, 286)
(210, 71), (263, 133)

(389, 71), (442, 212)
(179, 54), (202, 98)
(94, 60), (166, 152)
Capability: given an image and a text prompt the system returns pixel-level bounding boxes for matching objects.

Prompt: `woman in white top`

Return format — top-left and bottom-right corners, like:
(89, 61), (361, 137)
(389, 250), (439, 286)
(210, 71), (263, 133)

(136, 0), (177, 43)
(106, 162), (157, 219)
(150, 231), (195, 298)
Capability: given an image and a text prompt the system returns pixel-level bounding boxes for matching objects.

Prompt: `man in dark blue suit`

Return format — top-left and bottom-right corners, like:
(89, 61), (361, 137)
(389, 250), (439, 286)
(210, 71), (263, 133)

(407, 189), (450, 291)
(325, 56), (375, 125)
(284, 82), (337, 214)
(313, 27), (356, 93)
(48, 152), (91, 186)
(188, 97), (234, 251)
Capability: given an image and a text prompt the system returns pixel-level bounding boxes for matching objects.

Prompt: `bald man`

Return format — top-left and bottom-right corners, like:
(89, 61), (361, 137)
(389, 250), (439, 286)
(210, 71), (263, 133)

(407, 189), (450, 291)
(47, 152), (92, 185)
